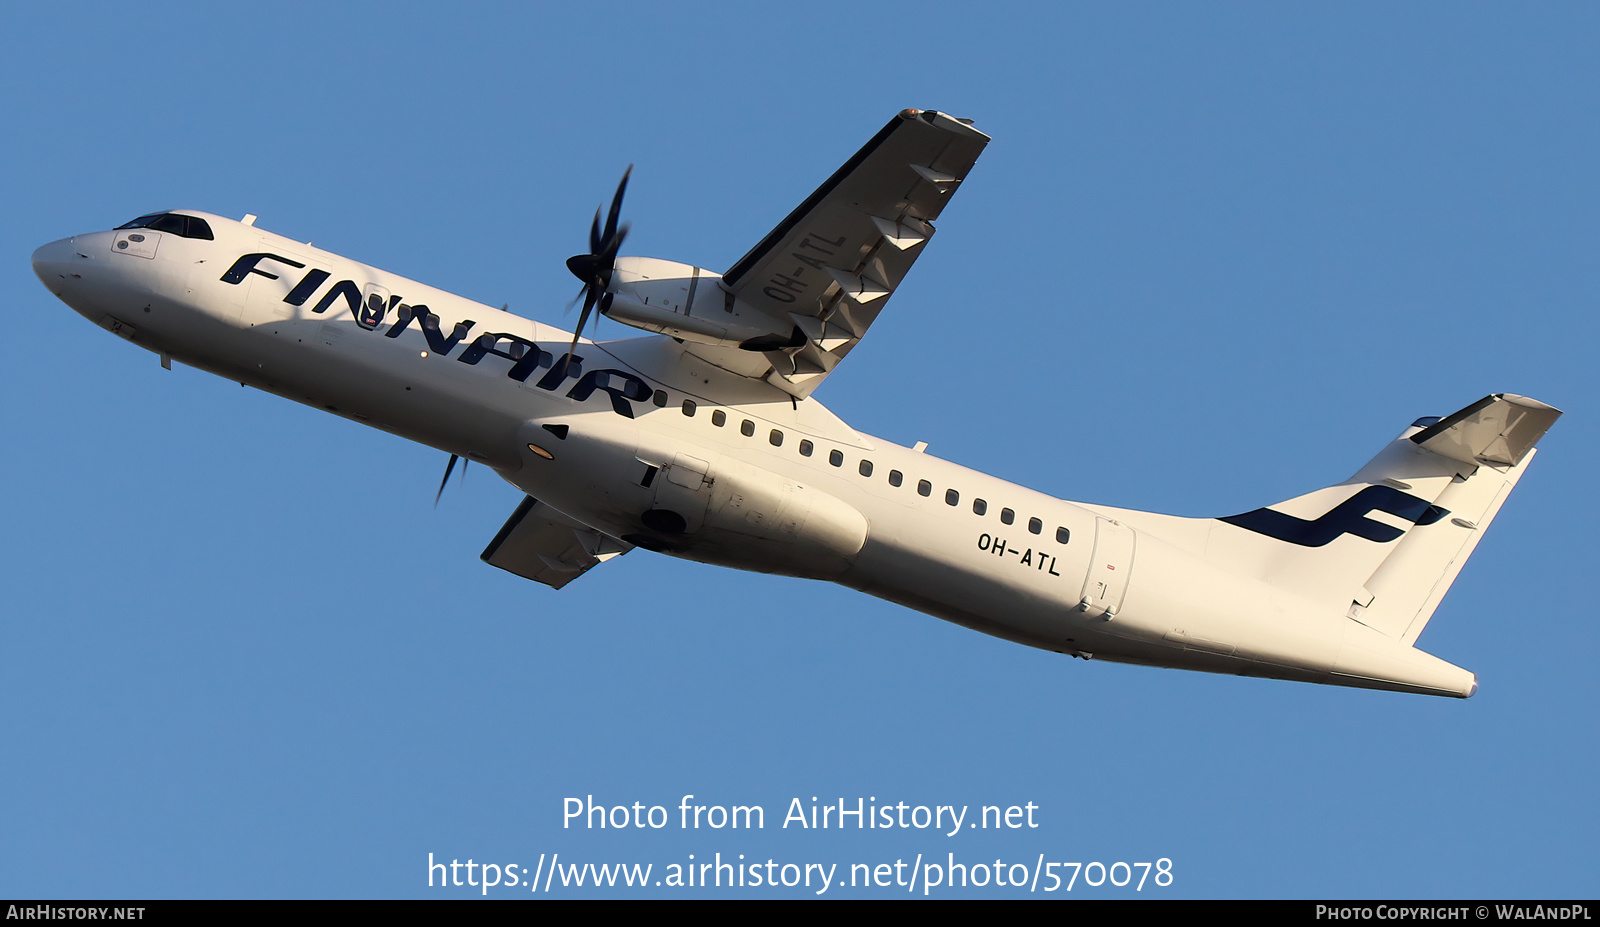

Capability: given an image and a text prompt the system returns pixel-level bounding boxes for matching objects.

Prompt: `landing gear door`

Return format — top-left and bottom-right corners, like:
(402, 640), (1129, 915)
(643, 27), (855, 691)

(1079, 518), (1136, 620)
(651, 452), (713, 533)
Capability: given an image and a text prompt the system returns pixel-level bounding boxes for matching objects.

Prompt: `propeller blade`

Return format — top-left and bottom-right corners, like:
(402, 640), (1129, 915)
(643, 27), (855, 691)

(602, 223), (630, 263)
(434, 454), (458, 507)
(567, 282), (600, 359)
(602, 166), (632, 245)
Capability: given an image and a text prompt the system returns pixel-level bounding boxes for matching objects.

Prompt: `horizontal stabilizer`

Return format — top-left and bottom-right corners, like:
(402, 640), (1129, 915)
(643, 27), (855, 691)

(481, 497), (630, 590)
(1411, 393), (1561, 469)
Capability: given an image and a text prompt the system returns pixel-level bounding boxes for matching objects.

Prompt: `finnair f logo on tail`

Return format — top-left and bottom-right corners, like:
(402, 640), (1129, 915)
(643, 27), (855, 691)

(1219, 486), (1448, 547)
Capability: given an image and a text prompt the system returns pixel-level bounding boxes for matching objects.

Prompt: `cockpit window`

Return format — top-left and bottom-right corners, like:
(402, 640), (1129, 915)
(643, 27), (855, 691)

(184, 216), (214, 239)
(116, 213), (166, 230)
(115, 212), (214, 241)
(146, 214), (190, 236)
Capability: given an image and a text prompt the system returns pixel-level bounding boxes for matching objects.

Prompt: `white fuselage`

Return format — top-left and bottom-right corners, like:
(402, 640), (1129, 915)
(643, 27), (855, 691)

(32, 212), (1479, 697)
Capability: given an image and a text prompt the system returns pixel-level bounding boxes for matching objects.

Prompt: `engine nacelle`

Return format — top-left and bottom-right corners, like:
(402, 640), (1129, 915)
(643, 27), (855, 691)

(604, 257), (798, 350)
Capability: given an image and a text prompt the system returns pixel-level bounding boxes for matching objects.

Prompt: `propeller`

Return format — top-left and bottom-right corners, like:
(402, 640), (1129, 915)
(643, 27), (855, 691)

(434, 453), (468, 508)
(434, 168), (629, 508)
(563, 166), (632, 363)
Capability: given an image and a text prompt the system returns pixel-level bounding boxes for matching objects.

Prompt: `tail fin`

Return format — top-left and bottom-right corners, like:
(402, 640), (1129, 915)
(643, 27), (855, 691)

(1212, 394), (1560, 643)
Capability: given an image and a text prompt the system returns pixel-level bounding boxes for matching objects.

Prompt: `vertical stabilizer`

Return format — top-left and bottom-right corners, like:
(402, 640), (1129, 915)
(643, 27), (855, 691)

(1212, 394), (1559, 645)
(1355, 394), (1560, 643)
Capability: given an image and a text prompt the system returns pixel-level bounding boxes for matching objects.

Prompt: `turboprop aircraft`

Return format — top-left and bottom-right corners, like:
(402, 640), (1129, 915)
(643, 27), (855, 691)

(31, 109), (1559, 698)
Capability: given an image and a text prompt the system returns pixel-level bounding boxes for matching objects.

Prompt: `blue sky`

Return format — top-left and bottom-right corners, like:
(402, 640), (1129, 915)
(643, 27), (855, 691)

(2, 2), (1595, 899)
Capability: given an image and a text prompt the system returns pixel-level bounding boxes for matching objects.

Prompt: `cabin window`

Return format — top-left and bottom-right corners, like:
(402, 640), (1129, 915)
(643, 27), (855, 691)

(682, 399), (696, 417)
(770, 429), (783, 447)
(973, 499), (987, 516)
(741, 419), (755, 437)
(945, 489), (959, 506)
(1029, 517), (1043, 535)
(1001, 508), (1015, 525)
(1056, 527), (1070, 544)
(652, 390), (668, 408)
(829, 450), (843, 467)
(799, 439), (813, 457)
(711, 410), (726, 427)
(859, 460), (873, 477)
(917, 480), (932, 497)
(888, 470), (903, 487)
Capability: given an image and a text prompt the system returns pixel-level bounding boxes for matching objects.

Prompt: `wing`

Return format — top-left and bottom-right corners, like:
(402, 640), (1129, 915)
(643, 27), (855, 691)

(480, 496), (631, 590)
(714, 109), (989, 398)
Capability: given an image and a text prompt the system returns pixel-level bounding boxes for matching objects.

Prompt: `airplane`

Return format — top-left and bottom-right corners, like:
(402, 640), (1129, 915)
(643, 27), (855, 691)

(31, 108), (1559, 698)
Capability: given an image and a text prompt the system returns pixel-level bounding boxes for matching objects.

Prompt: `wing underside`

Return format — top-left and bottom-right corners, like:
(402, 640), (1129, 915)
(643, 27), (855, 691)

(481, 496), (631, 590)
(706, 109), (989, 398)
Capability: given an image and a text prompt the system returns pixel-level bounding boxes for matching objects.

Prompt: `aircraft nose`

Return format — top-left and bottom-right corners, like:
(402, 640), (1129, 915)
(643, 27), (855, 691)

(32, 237), (78, 295)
